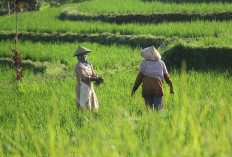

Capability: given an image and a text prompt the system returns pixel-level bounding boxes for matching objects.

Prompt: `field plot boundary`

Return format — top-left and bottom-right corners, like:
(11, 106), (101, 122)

(60, 8), (232, 24)
(163, 43), (232, 71)
(1, 31), (231, 72)
(0, 31), (171, 48)
(0, 57), (70, 79)
(0, 57), (47, 74)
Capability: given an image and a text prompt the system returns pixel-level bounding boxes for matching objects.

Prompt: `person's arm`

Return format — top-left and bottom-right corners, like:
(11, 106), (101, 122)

(89, 62), (97, 78)
(131, 72), (144, 97)
(162, 61), (174, 94)
(164, 73), (174, 92)
(89, 62), (104, 84)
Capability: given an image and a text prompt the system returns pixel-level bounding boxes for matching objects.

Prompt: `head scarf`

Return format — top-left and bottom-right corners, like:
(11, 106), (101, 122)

(77, 55), (89, 66)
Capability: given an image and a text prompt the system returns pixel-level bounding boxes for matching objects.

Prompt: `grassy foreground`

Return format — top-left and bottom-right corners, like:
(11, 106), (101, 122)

(0, 66), (232, 156)
(0, 42), (232, 156)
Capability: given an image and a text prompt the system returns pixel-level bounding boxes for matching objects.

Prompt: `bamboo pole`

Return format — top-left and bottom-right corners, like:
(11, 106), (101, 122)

(36, 0), (39, 11)
(15, 7), (18, 50)
(7, 1), (10, 15)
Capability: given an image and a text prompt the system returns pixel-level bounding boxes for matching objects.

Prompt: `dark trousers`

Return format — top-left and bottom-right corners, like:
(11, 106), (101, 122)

(144, 95), (163, 110)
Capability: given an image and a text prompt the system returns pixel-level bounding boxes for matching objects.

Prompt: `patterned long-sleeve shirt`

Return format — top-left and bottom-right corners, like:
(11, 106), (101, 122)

(132, 60), (172, 97)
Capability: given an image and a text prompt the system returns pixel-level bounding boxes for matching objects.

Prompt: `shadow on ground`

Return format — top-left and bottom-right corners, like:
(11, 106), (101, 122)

(59, 9), (232, 24)
(0, 57), (71, 80)
(0, 31), (169, 48)
(0, 58), (46, 73)
(162, 44), (232, 73)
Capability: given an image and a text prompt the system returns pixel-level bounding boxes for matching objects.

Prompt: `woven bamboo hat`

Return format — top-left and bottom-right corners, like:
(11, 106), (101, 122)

(141, 46), (161, 61)
(72, 46), (91, 57)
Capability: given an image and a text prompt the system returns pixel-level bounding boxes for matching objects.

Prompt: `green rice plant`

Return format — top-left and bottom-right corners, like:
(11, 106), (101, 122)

(189, 35), (232, 47)
(0, 19), (231, 38)
(0, 31), (168, 49)
(0, 7), (231, 38)
(0, 40), (144, 71)
(162, 42), (232, 71)
(0, 61), (231, 156)
(1, 31), (232, 50)
(76, 0), (232, 14)
(60, 7), (232, 24)
(1, 40), (232, 76)
(0, 0), (231, 156)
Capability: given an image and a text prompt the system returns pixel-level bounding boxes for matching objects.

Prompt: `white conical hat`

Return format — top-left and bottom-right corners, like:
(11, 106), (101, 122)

(72, 46), (91, 57)
(141, 46), (161, 61)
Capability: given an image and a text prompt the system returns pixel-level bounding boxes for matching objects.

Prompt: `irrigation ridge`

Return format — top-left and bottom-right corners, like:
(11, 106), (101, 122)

(0, 31), (169, 48)
(57, 7), (232, 72)
(60, 8), (232, 24)
(0, 30), (231, 72)
(1, 5), (232, 72)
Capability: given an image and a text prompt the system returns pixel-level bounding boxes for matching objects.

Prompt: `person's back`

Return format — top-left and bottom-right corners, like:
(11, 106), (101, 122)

(139, 60), (167, 80)
(131, 46), (174, 110)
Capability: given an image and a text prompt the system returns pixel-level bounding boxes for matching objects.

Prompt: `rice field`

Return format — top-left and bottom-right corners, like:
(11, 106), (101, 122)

(76, 0), (232, 14)
(1, 41), (231, 156)
(0, 11), (231, 39)
(0, 0), (231, 156)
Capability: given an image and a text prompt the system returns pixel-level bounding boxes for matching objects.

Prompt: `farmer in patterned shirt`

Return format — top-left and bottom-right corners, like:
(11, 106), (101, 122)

(73, 46), (104, 109)
(131, 46), (174, 110)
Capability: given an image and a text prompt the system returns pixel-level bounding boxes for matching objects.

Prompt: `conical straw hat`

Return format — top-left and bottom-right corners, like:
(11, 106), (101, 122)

(72, 46), (91, 57)
(141, 46), (161, 61)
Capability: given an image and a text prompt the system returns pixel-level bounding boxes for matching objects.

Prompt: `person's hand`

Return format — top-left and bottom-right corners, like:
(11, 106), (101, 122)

(131, 90), (136, 97)
(82, 78), (91, 86)
(170, 86), (174, 94)
(96, 77), (104, 85)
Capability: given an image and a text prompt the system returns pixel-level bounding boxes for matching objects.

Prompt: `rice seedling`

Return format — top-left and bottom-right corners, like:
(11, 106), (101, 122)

(0, 15), (231, 38)
(0, 56), (231, 156)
